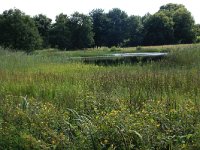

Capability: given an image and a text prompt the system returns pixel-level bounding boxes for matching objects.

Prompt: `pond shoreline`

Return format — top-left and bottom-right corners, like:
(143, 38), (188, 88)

(74, 52), (168, 65)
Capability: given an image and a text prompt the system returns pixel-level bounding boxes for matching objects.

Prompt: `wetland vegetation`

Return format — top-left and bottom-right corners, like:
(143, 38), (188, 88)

(1, 44), (200, 149)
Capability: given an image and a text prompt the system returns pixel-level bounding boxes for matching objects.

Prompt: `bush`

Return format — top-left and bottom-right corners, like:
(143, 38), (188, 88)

(110, 46), (121, 52)
(136, 46), (142, 51)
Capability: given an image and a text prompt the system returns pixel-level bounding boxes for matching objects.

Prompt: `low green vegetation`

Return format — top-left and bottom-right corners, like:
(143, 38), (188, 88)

(33, 44), (196, 58)
(0, 44), (200, 149)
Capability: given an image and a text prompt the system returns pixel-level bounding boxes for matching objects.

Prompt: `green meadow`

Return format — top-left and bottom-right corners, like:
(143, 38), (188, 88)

(0, 44), (200, 149)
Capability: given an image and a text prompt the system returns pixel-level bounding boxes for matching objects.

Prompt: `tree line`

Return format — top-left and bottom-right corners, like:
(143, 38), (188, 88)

(0, 3), (200, 52)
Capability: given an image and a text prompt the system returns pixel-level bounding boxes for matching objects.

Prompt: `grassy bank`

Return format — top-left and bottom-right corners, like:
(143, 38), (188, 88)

(0, 45), (200, 149)
(33, 44), (199, 57)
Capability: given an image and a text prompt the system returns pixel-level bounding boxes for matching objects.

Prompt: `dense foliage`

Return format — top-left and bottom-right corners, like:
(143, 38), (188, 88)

(0, 9), (42, 52)
(143, 12), (174, 45)
(33, 14), (52, 48)
(0, 44), (200, 149)
(49, 13), (71, 50)
(69, 12), (94, 49)
(0, 3), (198, 51)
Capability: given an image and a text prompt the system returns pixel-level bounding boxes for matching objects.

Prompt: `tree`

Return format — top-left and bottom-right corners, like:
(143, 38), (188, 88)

(69, 12), (94, 49)
(105, 8), (128, 47)
(33, 14), (52, 48)
(141, 13), (152, 24)
(173, 7), (195, 43)
(159, 3), (196, 43)
(143, 12), (174, 45)
(160, 3), (184, 13)
(0, 8), (42, 52)
(126, 15), (143, 46)
(194, 24), (200, 36)
(49, 13), (71, 50)
(89, 9), (107, 48)
(194, 24), (200, 43)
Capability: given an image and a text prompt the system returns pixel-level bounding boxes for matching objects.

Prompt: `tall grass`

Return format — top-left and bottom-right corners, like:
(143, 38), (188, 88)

(0, 45), (200, 149)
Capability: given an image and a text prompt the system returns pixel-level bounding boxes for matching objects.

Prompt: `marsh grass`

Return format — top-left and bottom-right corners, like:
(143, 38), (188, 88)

(0, 45), (200, 149)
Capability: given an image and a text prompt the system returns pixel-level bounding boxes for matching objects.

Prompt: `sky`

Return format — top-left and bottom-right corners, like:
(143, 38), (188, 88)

(0, 0), (200, 23)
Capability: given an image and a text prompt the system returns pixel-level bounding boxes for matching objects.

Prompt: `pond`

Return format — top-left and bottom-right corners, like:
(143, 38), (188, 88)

(110, 52), (168, 57)
(74, 52), (168, 65)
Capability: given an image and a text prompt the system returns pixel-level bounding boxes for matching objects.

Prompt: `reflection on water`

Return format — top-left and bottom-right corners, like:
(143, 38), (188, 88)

(83, 52), (168, 65)
(110, 52), (168, 57)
